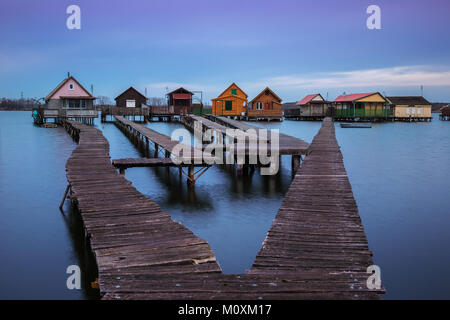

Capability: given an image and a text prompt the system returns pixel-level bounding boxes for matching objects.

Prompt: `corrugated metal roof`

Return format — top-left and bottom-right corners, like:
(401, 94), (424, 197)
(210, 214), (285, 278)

(334, 93), (376, 102)
(386, 96), (431, 105)
(297, 94), (320, 105)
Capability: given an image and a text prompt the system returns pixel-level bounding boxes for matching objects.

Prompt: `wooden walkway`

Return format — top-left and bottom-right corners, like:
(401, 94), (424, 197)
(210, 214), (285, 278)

(62, 120), (221, 299)
(62, 117), (383, 300)
(112, 158), (211, 169)
(207, 115), (309, 155)
(248, 117), (384, 298)
(115, 115), (189, 157)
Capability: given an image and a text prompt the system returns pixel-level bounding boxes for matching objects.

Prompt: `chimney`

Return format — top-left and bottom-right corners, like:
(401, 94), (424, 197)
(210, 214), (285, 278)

(67, 72), (70, 78)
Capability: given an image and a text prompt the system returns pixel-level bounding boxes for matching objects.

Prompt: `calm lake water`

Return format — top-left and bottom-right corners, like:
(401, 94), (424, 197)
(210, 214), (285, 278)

(0, 111), (449, 299)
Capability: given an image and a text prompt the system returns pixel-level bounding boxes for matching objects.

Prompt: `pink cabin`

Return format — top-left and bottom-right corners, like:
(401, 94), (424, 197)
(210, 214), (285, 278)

(45, 74), (96, 110)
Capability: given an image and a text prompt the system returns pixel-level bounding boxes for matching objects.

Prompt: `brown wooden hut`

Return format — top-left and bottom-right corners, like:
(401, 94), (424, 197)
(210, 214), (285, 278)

(115, 87), (147, 108)
(166, 87), (194, 114)
(247, 87), (283, 121)
(440, 105), (450, 120)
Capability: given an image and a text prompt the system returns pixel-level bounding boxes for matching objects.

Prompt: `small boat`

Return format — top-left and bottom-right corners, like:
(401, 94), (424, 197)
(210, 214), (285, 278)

(340, 123), (372, 128)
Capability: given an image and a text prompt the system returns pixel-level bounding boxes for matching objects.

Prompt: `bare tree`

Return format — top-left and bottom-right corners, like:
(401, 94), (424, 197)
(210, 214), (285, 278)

(147, 97), (167, 107)
(96, 96), (113, 106)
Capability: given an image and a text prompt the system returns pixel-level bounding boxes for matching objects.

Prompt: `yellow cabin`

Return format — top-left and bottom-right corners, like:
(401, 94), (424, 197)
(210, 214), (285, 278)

(212, 83), (248, 117)
(386, 96), (432, 121)
(247, 87), (283, 121)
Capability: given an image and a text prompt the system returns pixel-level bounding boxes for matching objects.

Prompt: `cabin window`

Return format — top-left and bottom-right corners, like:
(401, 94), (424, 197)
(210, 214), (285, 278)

(67, 99), (86, 109)
(418, 108), (421, 115)
(126, 99), (136, 108)
(69, 83), (74, 90)
(406, 107), (410, 115)
(231, 89), (237, 95)
(256, 102), (263, 110)
(225, 100), (232, 111)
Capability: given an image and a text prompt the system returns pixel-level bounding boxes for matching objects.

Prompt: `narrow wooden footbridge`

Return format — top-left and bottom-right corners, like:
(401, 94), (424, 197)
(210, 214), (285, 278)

(62, 117), (384, 299)
(206, 115), (309, 156)
(114, 115), (214, 184)
(186, 114), (309, 171)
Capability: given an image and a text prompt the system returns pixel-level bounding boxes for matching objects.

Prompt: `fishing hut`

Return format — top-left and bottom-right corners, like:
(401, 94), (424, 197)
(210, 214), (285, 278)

(33, 73), (97, 125)
(246, 87), (283, 121)
(440, 105), (450, 121)
(100, 87), (148, 123)
(285, 94), (330, 120)
(333, 92), (389, 122)
(386, 96), (432, 122)
(211, 83), (248, 119)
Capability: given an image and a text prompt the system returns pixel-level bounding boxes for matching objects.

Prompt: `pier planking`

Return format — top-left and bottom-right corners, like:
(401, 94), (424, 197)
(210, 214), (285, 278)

(62, 120), (221, 299)
(248, 118), (384, 297)
(62, 117), (383, 300)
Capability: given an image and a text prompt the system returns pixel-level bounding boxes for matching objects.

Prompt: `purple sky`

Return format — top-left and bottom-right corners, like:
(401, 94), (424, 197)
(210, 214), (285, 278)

(1, 0), (450, 102)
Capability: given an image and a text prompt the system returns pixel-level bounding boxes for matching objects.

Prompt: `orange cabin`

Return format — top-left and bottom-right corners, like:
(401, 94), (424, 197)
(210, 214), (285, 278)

(211, 83), (248, 116)
(247, 87), (283, 120)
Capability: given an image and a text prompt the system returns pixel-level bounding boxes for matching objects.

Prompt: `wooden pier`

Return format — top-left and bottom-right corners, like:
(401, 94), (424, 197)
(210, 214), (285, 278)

(206, 115), (309, 155)
(100, 106), (147, 123)
(62, 120), (221, 299)
(115, 116), (214, 184)
(248, 117), (384, 298)
(62, 117), (383, 300)
(204, 115), (309, 172)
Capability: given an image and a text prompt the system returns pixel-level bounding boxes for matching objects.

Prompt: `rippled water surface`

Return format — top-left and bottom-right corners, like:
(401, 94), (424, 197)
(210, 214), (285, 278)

(1, 112), (449, 299)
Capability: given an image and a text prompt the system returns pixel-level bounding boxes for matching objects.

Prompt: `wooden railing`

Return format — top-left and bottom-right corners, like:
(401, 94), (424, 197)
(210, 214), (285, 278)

(100, 106), (148, 116)
(247, 109), (283, 118)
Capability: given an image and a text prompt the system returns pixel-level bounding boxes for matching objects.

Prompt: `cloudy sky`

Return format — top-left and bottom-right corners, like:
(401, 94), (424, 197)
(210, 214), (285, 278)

(1, 0), (450, 103)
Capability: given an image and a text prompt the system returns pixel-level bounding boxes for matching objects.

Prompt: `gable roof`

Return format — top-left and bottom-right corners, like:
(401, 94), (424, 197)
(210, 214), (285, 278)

(213, 82), (248, 100)
(115, 87), (147, 101)
(296, 94), (325, 105)
(45, 76), (94, 101)
(167, 87), (194, 96)
(334, 92), (381, 102)
(250, 87), (282, 104)
(386, 96), (431, 106)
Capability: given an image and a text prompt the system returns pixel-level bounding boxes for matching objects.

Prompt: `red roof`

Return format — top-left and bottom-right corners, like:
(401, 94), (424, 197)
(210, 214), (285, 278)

(334, 93), (376, 102)
(296, 94), (320, 105)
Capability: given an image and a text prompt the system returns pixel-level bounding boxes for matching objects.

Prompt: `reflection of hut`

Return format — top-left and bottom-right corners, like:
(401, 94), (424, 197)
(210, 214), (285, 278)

(386, 96), (432, 122)
(333, 92), (388, 121)
(211, 83), (248, 118)
(166, 87), (194, 115)
(440, 105), (450, 121)
(247, 87), (283, 121)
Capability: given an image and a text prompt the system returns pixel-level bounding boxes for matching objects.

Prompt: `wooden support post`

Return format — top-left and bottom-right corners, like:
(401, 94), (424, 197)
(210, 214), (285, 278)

(59, 184), (71, 209)
(119, 168), (125, 176)
(187, 165), (195, 185)
(292, 155), (301, 174)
